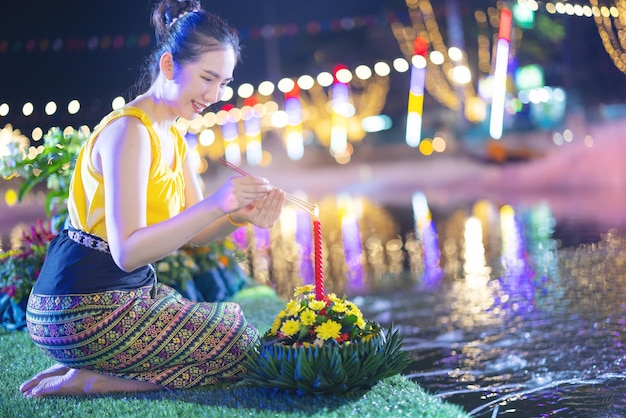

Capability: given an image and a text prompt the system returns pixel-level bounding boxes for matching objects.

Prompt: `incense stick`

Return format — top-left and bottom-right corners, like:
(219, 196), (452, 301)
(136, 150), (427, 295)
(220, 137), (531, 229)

(217, 158), (317, 215)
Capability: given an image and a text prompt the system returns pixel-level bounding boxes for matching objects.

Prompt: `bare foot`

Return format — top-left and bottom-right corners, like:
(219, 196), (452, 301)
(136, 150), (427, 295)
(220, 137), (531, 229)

(20, 363), (70, 395)
(22, 368), (162, 398)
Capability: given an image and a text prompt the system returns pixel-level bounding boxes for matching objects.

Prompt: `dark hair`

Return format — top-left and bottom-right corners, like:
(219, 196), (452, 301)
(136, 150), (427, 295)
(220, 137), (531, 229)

(133, 0), (241, 94)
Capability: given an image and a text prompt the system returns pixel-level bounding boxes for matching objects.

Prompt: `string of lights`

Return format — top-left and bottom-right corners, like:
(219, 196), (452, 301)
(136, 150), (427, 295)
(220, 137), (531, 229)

(0, 13), (404, 55)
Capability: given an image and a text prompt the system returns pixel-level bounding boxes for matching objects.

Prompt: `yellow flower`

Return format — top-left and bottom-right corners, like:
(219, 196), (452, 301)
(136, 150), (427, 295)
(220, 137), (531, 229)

(280, 319), (301, 337)
(285, 300), (300, 317)
(315, 320), (342, 340)
(328, 293), (342, 303)
(300, 309), (317, 326)
(356, 317), (366, 329)
(331, 301), (347, 313)
(269, 317), (282, 336)
(294, 284), (314, 296)
(157, 262), (170, 272)
(308, 300), (326, 311)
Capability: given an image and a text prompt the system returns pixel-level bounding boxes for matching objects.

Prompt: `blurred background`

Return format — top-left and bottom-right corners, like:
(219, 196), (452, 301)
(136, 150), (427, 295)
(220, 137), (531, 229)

(4, 3), (626, 415)
(2, 0), (626, 269)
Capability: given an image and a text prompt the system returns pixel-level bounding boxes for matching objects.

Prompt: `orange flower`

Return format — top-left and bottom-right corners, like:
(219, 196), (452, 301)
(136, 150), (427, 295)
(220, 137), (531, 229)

(218, 255), (230, 267)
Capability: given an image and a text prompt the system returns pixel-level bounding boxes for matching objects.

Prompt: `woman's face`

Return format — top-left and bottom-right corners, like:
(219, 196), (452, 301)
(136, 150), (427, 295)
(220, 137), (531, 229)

(166, 46), (237, 120)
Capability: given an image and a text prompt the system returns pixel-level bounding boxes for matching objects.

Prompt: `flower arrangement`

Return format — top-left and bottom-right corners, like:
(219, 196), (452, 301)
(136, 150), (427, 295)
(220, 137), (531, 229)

(243, 285), (411, 394)
(265, 284), (381, 347)
(0, 219), (57, 304)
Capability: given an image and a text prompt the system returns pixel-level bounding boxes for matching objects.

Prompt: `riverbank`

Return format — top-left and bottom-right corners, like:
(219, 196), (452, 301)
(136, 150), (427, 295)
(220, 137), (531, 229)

(0, 286), (469, 418)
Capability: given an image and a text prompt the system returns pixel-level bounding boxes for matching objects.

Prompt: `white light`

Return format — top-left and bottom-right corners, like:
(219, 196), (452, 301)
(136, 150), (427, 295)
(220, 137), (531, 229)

(412, 55), (427, 69)
(451, 65), (472, 84)
(336, 68), (353, 84)
(373, 61), (391, 76)
(361, 115), (392, 133)
(67, 99), (80, 115)
(22, 102), (34, 117)
(277, 78), (296, 93)
(448, 47), (463, 61)
(237, 83), (254, 98)
(429, 51), (445, 65)
(405, 112), (423, 147)
(0, 103), (9, 117)
(221, 86), (234, 102)
(538, 87), (551, 103)
(489, 39), (510, 140)
(112, 96), (126, 110)
(246, 139), (263, 166)
(528, 89), (541, 104)
(286, 131), (304, 160)
(198, 129), (215, 146)
(32, 127), (43, 141)
(45, 101), (57, 116)
(355, 65), (373, 80)
(297, 75), (315, 90)
(224, 142), (241, 165)
(330, 126), (347, 156)
(257, 81), (275, 96)
(563, 129), (574, 142)
(317, 72), (334, 87)
(393, 58), (410, 73)
(271, 110), (289, 128)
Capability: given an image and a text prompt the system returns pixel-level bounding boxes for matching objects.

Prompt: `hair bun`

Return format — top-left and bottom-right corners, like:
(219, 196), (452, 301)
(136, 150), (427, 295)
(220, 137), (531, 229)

(152, 0), (202, 39)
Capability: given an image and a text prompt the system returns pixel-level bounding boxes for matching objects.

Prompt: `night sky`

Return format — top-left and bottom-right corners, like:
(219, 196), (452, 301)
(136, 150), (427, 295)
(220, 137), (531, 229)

(1, 0), (626, 133)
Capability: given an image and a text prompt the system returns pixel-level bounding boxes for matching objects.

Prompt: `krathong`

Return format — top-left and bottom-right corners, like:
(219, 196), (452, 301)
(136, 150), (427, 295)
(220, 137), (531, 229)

(243, 285), (411, 394)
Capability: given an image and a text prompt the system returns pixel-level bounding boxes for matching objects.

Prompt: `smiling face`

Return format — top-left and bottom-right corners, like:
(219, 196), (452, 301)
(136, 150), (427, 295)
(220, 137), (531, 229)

(160, 46), (237, 120)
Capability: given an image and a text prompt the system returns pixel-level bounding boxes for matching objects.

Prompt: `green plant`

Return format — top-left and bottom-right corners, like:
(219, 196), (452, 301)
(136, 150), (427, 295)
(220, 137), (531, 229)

(0, 219), (56, 303)
(155, 237), (246, 288)
(0, 126), (87, 219)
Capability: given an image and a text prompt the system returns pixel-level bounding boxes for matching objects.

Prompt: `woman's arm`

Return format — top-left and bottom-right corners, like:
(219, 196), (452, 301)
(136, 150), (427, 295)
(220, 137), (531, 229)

(95, 118), (271, 272)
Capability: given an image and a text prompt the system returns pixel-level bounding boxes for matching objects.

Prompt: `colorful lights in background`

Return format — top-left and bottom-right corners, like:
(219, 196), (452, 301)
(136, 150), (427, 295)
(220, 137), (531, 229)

(283, 83), (305, 161)
(489, 7), (512, 140)
(208, 193), (560, 300)
(242, 97), (263, 166)
(0, 0), (614, 170)
(330, 65), (351, 158)
(412, 192), (442, 285)
(405, 37), (428, 148)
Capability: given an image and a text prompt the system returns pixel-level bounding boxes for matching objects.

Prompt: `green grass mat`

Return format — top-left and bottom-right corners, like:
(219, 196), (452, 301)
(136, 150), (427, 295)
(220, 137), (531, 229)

(0, 286), (469, 418)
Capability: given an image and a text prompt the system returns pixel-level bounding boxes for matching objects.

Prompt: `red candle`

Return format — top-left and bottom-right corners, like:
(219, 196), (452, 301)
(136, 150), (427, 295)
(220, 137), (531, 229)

(313, 215), (325, 300)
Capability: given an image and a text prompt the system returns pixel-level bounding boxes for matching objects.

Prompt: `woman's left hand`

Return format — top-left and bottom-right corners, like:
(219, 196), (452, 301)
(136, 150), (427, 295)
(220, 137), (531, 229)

(237, 188), (285, 228)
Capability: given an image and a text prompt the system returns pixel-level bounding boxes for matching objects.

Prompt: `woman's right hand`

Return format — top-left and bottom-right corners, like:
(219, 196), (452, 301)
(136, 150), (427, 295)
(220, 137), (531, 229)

(210, 175), (272, 214)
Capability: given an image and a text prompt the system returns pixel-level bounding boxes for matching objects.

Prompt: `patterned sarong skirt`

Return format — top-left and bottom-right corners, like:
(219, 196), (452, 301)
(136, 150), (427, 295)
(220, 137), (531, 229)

(26, 283), (260, 389)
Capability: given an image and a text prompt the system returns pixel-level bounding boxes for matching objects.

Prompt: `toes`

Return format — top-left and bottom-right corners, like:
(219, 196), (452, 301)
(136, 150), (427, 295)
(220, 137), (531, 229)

(20, 364), (70, 395)
(19, 379), (37, 394)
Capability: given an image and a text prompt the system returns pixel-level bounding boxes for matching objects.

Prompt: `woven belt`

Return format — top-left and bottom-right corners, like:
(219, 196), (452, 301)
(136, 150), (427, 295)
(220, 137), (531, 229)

(67, 229), (110, 253)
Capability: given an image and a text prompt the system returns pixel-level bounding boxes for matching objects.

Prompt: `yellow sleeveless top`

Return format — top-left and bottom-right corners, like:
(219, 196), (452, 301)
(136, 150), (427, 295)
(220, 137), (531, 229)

(68, 106), (187, 240)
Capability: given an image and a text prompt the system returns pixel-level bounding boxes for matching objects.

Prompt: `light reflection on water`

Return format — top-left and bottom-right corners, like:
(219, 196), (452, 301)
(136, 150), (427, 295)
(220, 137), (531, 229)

(235, 193), (626, 417)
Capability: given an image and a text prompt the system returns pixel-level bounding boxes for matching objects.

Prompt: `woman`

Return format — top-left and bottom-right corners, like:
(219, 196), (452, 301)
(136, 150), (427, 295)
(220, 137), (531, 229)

(20, 0), (284, 397)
